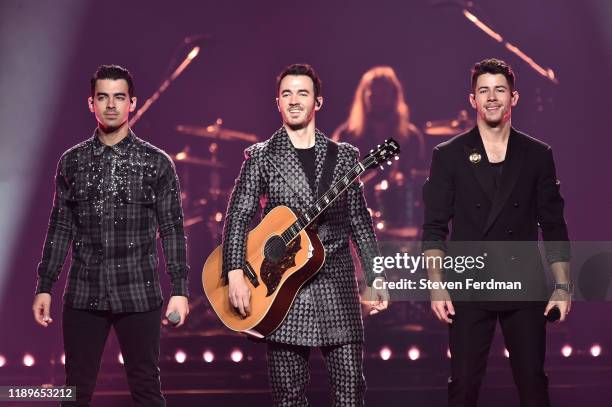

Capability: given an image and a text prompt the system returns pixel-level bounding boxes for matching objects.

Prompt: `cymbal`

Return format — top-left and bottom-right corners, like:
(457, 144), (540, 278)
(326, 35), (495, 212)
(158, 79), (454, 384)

(172, 150), (225, 168)
(424, 110), (474, 136)
(176, 118), (259, 143)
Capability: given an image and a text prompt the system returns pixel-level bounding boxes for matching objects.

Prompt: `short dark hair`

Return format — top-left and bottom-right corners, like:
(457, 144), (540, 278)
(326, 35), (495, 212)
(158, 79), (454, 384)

(276, 63), (322, 99)
(471, 58), (515, 92)
(91, 64), (135, 97)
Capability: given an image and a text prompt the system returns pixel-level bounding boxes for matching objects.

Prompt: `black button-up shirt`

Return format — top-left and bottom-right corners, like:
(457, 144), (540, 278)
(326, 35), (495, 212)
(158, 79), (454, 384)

(36, 130), (189, 313)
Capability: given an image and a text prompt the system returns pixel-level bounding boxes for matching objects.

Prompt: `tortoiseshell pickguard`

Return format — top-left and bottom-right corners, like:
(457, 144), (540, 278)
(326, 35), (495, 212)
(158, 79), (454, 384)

(261, 235), (302, 297)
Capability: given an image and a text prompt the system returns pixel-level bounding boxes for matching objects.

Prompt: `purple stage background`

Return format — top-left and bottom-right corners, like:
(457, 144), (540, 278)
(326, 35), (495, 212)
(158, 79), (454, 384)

(1, 0), (611, 405)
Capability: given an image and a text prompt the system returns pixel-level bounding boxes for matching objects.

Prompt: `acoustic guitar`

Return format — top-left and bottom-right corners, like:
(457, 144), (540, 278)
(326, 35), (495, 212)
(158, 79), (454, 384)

(202, 139), (400, 338)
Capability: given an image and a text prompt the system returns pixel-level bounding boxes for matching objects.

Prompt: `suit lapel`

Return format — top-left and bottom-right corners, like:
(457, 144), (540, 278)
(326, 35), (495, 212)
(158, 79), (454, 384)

(483, 128), (525, 234)
(463, 128), (493, 202)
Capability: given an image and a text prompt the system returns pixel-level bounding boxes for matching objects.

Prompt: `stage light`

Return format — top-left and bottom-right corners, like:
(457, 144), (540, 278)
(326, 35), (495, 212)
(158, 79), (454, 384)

(590, 344), (602, 357)
(61, 353), (65, 365)
(407, 346), (420, 361)
(203, 350), (214, 363)
(118, 353), (124, 364)
(503, 348), (509, 358)
(23, 354), (35, 367)
(0, 355), (6, 367)
(174, 350), (187, 364)
(230, 349), (243, 363)
(379, 346), (392, 361)
(446, 348), (451, 359)
(561, 345), (573, 357)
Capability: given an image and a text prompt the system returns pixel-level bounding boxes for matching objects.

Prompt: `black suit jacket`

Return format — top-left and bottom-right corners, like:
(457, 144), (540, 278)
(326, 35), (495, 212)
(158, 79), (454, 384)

(421, 127), (570, 304)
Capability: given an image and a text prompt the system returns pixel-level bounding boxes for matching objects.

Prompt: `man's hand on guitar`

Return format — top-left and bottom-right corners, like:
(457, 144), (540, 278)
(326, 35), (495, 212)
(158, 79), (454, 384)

(228, 269), (251, 318)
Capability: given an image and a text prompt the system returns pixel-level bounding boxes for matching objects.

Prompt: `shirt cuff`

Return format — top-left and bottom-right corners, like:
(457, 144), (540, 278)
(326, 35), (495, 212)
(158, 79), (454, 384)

(35, 277), (54, 295)
(171, 278), (189, 298)
(544, 241), (571, 264)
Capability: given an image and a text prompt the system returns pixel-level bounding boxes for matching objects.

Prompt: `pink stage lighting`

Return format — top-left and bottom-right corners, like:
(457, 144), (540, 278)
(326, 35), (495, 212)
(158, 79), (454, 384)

(203, 350), (214, 363)
(407, 346), (420, 361)
(174, 350), (187, 364)
(379, 346), (392, 361)
(561, 345), (573, 358)
(23, 354), (35, 367)
(590, 344), (602, 357)
(230, 349), (243, 363)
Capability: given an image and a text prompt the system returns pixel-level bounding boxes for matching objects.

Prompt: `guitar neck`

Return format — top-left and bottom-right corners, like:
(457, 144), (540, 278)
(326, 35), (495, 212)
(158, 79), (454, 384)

(279, 161), (366, 244)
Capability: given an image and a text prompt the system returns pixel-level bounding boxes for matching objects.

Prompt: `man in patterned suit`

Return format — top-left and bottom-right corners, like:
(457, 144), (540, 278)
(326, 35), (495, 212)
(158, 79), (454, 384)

(32, 65), (189, 406)
(223, 63), (389, 406)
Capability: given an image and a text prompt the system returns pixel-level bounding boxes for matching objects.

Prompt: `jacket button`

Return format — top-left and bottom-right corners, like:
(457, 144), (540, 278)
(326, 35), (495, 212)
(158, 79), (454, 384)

(513, 202), (519, 207)
(507, 229), (513, 235)
(476, 203), (481, 209)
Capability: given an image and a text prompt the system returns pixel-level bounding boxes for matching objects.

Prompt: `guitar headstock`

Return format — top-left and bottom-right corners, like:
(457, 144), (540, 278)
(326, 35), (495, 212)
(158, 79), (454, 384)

(362, 138), (401, 171)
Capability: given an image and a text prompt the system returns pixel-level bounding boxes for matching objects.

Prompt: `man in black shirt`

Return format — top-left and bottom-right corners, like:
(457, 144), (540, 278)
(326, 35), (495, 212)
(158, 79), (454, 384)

(422, 58), (571, 407)
(32, 65), (189, 406)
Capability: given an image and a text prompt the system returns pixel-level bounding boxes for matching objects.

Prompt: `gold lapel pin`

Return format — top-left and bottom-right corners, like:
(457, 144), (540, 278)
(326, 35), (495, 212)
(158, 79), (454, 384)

(469, 152), (482, 164)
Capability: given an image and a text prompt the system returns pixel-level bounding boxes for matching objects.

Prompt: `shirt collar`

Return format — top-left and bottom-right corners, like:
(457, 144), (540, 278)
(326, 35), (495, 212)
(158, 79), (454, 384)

(92, 128), (135, 156)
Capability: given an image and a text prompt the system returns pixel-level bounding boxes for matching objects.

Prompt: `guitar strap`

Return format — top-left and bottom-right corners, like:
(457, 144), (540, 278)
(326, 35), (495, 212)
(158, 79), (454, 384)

(313, 140), (339, 226)
(317, 140), (339, 199)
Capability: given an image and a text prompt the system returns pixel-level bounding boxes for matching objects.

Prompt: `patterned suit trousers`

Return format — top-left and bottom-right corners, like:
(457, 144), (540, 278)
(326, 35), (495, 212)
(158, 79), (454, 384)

(267, 342), (365, 407)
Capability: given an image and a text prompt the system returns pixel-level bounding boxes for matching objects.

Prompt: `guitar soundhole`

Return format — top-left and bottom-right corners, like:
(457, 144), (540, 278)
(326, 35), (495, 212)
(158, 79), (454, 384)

(263, 235), (287, 264)
(261, 235), (301, 297)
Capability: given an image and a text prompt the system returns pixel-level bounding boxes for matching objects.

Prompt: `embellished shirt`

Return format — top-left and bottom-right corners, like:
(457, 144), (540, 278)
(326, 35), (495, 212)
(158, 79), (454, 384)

(35, 129), (189, 313)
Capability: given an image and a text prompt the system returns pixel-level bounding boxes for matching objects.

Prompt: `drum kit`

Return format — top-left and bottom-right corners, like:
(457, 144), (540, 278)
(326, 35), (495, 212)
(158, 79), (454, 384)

(170, 111), (473, 243)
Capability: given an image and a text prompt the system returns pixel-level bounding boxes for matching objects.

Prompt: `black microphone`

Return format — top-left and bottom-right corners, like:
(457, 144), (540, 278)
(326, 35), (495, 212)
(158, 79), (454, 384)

(167, 311), (181, 325)
(545, 306), (561, 323)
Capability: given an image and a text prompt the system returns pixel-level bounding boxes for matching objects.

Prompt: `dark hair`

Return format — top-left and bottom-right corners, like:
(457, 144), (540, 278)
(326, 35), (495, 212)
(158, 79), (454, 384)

(91, 64), (135, 97)
(471, 58), (515, 92)
(276, 63), (322, 98)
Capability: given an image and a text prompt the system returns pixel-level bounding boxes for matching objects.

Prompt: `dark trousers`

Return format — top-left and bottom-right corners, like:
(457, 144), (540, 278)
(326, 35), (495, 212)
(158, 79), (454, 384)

(267, 342), (366, 407)
(448, 304), (550, 407)
(61, 305), (165, 407)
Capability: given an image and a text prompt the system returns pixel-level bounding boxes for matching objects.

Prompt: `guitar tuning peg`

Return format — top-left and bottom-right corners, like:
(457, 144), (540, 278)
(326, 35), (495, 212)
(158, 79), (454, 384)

(387, 161), (392, 165)
(370, 149), (374, 153)
(379, 165), (384, 170)
(394, 156), (399, 160)
(377, 144), (381, 148)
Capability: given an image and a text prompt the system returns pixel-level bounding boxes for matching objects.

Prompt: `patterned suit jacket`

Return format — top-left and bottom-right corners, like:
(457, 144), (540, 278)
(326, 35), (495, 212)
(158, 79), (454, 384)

(221, 127), (380, 346)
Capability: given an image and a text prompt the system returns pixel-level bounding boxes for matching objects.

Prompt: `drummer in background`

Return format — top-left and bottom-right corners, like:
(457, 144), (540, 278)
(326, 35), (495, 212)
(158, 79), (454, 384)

(333, 66), (426, 232)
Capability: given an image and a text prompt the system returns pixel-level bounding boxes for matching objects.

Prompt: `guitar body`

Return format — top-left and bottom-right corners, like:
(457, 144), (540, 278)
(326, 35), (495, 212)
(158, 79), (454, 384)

(202, 205), (325, 338)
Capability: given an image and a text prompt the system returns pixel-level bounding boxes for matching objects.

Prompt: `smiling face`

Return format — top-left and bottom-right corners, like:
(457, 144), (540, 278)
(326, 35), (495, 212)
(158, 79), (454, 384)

(469, 73), (518, 128)
(276, 74), (322, 130)
(88, 78), (136, 132)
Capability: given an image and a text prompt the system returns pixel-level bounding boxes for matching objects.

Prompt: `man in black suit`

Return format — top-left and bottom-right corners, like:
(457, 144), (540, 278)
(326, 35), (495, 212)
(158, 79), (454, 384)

(421, 58), (571, 407)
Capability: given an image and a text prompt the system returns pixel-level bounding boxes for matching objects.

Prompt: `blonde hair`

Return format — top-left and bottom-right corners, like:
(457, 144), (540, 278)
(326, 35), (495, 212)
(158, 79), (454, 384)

(346, 66), (415, 138)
